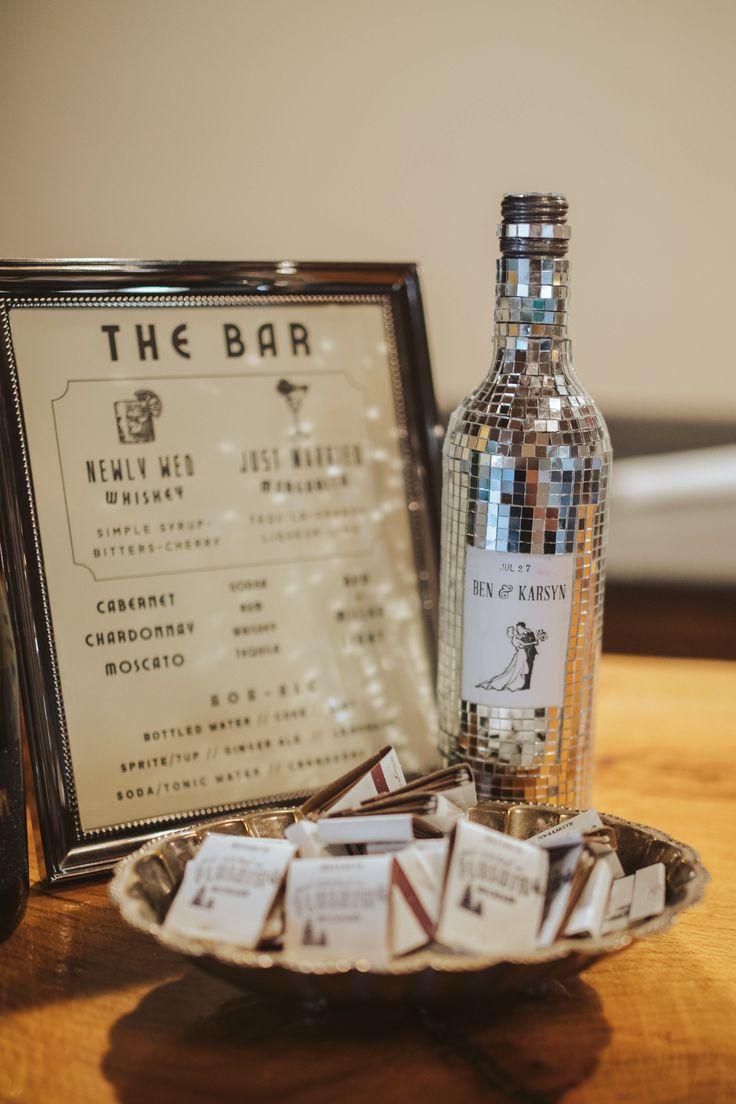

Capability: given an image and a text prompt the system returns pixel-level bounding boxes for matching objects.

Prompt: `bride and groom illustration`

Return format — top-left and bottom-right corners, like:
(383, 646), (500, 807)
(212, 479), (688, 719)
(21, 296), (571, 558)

(476, 622), (549, 693)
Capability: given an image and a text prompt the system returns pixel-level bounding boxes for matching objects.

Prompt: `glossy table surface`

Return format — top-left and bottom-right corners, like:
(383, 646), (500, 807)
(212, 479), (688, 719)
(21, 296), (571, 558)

(1, 654), (735, 1104)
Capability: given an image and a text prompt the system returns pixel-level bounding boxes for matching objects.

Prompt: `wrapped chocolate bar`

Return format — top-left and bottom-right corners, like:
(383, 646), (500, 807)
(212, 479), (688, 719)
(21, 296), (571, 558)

(529, 810), (665, 941)
(285, 854), (392, 959)
(534, 836), (589, 947)
(321, 762), (474, 835)
(530, 812), (624, 941)
(602, 863), (666, 933)
(353, 764), (476, 815)
(390, 845), (445, 955)
(325, 792), (461, 834)
(300, 746), (405, 818)
(562, 856), (614, 938)
(436, 820), (548, 956)
(163, 834), (295, 946)
(531, 808), (624, 879)
(602, 874), (635, 934)
(629, 863), (666, 922)
(317, 813), (420, 847)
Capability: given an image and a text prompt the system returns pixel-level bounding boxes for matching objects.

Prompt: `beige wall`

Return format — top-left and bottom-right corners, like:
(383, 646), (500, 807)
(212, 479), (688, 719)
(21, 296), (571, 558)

(1, 0), (734, 421)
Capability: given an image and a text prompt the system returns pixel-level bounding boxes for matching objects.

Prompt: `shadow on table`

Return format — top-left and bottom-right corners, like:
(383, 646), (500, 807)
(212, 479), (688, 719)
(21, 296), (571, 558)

(102, 967), (611, 1104)
(0, 882), (181, 1015)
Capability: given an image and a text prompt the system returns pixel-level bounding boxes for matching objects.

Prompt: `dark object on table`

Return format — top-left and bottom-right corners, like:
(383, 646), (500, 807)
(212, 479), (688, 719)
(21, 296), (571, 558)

(0, 582), (27, 940)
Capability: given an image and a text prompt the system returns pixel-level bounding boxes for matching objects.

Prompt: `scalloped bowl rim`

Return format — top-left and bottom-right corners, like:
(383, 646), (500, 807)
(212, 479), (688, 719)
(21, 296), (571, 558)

(109, 802), (709, 977)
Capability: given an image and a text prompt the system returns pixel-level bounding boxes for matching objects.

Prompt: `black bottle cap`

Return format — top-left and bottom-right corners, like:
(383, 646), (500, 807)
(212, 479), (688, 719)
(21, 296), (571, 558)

(500, 193), (569, 257)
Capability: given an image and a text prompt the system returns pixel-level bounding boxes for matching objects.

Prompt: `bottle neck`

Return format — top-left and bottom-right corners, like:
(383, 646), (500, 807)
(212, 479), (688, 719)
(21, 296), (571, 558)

(493, 255), (569, 341)
(490, 255), (571, 378)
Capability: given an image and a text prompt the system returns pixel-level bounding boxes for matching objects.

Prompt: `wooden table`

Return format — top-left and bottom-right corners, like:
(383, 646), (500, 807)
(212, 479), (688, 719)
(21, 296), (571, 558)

(1, 654), (734, 1103)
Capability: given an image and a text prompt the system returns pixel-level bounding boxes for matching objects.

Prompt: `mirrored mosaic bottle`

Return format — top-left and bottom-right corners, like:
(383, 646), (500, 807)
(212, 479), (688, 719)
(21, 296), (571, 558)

(437, 193), (611, 805)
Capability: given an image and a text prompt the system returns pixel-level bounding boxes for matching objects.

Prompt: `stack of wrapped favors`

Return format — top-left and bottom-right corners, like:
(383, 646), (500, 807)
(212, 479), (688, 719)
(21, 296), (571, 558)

(162, 746), (666, 960)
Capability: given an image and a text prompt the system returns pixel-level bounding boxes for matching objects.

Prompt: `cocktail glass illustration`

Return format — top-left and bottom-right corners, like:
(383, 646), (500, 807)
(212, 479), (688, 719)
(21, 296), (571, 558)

(276, 378), (310, 438)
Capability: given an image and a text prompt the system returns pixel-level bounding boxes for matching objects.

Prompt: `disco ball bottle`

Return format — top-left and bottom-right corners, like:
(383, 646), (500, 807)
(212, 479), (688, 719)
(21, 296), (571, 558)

(437, 193), (611, 805)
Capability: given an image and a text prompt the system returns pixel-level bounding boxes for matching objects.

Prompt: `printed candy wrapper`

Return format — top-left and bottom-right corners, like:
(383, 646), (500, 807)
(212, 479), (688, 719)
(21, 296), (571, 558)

(563, 856), (613, 937)
(601, 865), (665, 933)
(163, 834), (295, 947)
(535, 839), (586, 947)
(531, 808), (625, 879)
(628, 863), (666, 923)
(532, 817), (641, 942)
(285, 855), (392, 960)
(301, 746), (405, 818)
(390, 846), (444, 955)
(327, 791), (459, 836)
(602, 874), (635, 934)
(317, 813), (415, 846)
(435, 820), (548, 957)
(353, 764), (476, 815)
(380, 763), (476, 810)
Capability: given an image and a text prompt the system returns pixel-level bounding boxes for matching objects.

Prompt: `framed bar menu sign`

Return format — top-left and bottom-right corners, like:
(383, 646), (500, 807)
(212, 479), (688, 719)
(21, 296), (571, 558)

(0, 261), (441, 882)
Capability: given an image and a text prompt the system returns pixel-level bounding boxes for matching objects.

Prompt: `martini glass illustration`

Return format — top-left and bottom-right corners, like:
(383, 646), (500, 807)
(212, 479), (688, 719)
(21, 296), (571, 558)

(276, 378), (310, 438)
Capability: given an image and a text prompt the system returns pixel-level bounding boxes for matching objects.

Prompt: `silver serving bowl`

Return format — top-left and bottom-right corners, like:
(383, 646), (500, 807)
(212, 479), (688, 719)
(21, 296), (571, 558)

(109, 801), (708, 1002)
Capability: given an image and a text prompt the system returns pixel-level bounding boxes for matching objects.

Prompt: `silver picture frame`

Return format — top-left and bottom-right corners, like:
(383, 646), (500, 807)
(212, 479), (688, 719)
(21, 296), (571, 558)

(0, 260), (441, 882)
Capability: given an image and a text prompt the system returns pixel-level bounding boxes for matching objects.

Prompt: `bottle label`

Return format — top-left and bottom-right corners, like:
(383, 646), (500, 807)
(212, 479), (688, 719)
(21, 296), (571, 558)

(461, 547), (574, 708)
